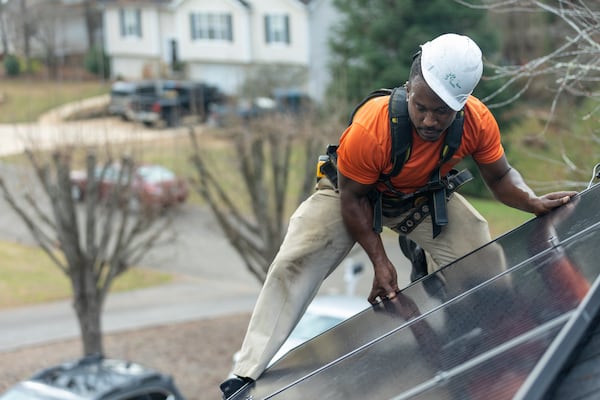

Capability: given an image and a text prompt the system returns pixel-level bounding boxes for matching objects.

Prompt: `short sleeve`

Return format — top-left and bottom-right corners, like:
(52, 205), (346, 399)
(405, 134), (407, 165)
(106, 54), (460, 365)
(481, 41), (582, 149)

(337, 123), (388, 185)
(469, 102), (504, 164)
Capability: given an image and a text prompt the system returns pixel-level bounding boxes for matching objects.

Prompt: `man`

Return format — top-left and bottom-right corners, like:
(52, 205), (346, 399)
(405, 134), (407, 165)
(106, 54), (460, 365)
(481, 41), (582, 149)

(220, 33), (577, 399)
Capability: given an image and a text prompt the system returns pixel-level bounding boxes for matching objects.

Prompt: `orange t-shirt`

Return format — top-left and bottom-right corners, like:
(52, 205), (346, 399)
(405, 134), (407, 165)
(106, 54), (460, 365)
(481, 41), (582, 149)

(337, 95), (504, 194)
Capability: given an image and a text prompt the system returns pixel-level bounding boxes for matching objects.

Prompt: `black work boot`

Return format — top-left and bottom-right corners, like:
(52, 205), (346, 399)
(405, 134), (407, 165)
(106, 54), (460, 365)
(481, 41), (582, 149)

(398, 236), (447, 301)
(398, 236), (428, 282)
(220, 376), (254, 399)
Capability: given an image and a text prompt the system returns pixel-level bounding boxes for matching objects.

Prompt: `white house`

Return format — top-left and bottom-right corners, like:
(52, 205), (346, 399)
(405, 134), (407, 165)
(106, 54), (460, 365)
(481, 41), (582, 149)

(100, 0), (339, 102)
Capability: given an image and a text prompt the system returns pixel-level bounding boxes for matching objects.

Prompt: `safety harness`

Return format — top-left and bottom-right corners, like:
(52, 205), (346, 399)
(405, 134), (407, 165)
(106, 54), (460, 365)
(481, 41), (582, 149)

(318, 86), (473, 238)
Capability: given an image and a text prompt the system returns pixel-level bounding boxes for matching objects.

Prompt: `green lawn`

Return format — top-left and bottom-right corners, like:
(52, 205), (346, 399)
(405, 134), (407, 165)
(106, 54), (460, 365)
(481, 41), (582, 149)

(0, 79), (109, 123)
(0, 240), (172, 309)
(467, 196), (533, 238)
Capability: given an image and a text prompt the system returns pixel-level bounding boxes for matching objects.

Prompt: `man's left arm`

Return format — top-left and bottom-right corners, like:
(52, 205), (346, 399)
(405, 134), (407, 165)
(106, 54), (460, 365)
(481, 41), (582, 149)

(478, 155), (577, 216)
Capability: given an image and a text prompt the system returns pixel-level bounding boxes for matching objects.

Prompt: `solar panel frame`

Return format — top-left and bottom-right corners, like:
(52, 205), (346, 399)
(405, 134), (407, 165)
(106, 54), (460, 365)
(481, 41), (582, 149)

(514, 276), (600, 400)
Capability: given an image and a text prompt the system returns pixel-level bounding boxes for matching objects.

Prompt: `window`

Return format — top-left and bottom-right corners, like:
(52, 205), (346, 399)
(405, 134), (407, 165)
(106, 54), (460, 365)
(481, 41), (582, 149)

(119, 8), (142, 38)
(190, 13), (233, 41)
(265, 14), (290, 44)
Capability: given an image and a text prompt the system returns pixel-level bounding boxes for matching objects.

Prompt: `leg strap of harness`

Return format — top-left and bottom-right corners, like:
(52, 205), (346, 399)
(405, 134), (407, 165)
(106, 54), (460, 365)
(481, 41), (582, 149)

(370, 191), (384, 234)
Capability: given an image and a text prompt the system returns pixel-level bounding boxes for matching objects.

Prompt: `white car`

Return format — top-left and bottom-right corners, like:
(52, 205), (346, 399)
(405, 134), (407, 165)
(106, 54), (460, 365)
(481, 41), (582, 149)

(269, 294), (368, 364)
(231, 293), (368, 372)
(231, 259), (368, 370)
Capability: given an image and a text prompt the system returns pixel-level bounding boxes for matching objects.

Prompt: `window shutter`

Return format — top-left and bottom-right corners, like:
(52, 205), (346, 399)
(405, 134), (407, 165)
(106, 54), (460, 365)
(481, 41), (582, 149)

(226, 14), (233, 41)
(284, 15), (290, 44)
(264, 15), (271, 43)
(136, 9), (142, 37)
(190, 13), (196, 40)
(119, 9), (126, 36)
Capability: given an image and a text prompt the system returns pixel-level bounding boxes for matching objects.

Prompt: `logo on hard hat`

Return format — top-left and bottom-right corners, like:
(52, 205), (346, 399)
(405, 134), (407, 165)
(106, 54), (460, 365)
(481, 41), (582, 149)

(444, 73), (461, 89)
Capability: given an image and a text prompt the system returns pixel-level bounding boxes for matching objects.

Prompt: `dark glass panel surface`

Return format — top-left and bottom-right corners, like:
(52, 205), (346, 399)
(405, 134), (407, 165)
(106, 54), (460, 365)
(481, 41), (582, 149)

(231, 184), (600, 400)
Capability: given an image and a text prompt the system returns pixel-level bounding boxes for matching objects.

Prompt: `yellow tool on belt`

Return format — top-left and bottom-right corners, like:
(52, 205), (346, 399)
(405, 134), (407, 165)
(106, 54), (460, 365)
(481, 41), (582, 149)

(316, 155), (329, 179)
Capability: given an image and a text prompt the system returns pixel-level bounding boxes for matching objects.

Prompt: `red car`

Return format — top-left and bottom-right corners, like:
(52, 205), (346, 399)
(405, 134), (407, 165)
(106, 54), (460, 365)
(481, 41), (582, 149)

(70, 164), (189, 210)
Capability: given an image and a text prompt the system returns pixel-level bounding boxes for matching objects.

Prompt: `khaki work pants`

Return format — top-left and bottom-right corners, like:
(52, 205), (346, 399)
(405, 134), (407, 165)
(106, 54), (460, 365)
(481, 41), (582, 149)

(233, 182), (505, 380)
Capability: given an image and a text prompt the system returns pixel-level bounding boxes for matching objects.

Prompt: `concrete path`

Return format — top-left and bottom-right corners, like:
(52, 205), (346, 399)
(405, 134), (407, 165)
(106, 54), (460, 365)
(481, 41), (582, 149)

(0, 277), (259, 352)
(0, 96), (189, 157)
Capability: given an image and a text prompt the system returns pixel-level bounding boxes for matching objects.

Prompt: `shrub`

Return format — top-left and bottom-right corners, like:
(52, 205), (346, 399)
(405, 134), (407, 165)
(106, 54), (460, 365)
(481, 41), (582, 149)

(3, 54), (20, 77)
(84, 46), (110, 78)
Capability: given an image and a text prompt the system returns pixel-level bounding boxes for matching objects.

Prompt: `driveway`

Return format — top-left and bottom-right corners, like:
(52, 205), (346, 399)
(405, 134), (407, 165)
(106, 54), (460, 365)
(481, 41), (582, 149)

(0, 109), (410, 351)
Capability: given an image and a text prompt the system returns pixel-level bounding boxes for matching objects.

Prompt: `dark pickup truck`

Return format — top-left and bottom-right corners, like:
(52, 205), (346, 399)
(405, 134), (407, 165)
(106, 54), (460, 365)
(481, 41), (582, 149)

(128, 80), (224, 127)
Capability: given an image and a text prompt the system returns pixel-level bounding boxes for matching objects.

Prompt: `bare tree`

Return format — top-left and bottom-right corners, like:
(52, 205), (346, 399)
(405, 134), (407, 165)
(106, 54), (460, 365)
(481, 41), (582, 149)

(456, 1), (600, 110)
(18, 0), (34, 74)
(240, 63), (308, 100)
(0, 1), (9, 56)
(30, 1), (62, 79)
(83, 0), (102, 50)
(0, 147), (172, 355)
(188, 112), (341, 283)
(456, 0), (600, 188)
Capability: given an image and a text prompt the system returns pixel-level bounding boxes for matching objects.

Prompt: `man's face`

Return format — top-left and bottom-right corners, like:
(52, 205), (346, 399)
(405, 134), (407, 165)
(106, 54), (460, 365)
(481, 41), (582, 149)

(406, 76), (457, 142)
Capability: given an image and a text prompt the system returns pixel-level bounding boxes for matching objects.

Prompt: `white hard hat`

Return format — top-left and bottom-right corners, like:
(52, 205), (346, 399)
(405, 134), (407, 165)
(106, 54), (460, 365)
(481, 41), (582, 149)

(420, 33), (483, 111)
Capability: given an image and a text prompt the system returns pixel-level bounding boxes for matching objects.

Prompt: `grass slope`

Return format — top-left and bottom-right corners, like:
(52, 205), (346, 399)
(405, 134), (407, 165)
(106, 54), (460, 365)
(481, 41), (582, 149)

(0, 79), (109, 123)
(0, 240), (172, 309)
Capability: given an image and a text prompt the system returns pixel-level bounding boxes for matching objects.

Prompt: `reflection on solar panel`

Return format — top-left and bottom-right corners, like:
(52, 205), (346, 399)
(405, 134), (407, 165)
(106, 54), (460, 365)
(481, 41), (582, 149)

(231, 183), (600, 400)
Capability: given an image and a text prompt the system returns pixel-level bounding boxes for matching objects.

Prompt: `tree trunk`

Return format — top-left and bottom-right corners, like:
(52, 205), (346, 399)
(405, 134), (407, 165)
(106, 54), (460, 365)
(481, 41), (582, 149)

(0, 5), (8, 56)
(73, 282), (104, 355)
(83, 0), (98, 49)
(19, 0), (32, 74)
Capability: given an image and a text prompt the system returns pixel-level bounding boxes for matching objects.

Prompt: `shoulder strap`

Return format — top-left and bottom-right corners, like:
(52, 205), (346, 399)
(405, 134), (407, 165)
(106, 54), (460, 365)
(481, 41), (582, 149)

(438, 110), (464, 166)
(428, 110), (465, 237)
(347, 87), (413, 182)
(384, 86), (412, 180)
(347, 88), (393, 126)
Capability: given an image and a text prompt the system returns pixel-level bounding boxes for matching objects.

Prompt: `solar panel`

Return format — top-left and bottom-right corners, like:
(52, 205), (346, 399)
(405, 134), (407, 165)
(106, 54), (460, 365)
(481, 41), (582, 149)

(230, 183), (600, 400)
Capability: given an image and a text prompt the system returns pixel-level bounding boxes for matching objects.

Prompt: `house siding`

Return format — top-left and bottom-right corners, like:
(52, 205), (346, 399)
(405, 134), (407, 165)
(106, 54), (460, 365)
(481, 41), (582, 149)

(250, 0), (309, 65)
(102, 0), (337, 100)
(176, 0), (251, 64)
(308, 0), (337, 102)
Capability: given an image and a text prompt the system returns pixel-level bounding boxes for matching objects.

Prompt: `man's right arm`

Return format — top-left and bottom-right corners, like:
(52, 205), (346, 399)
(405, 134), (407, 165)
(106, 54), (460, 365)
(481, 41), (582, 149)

(338, 173), (400, 304)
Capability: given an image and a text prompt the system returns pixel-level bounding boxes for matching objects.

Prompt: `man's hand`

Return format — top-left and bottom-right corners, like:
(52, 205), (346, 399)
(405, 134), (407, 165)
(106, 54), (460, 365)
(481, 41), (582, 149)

(530, 191), (578, 216)
(368, 260), (400, 305)
(479, 156), (577, 215)
(338, 173), (402, 305)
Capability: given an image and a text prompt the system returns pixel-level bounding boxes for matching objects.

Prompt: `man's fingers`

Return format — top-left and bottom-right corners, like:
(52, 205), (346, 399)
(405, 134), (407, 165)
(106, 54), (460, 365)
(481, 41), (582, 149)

(368, 290), (397, 304)
(368, 292), (378, 305)
(545, 191), (577, 202)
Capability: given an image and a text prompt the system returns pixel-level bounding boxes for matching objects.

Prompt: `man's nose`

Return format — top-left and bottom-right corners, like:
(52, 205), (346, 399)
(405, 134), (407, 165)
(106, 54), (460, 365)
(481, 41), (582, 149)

(422, 112), (437, 126)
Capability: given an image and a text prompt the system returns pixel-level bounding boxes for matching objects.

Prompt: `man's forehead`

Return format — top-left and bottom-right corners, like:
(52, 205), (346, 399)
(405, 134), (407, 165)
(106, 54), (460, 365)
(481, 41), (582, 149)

(408, 78), (451, 110)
